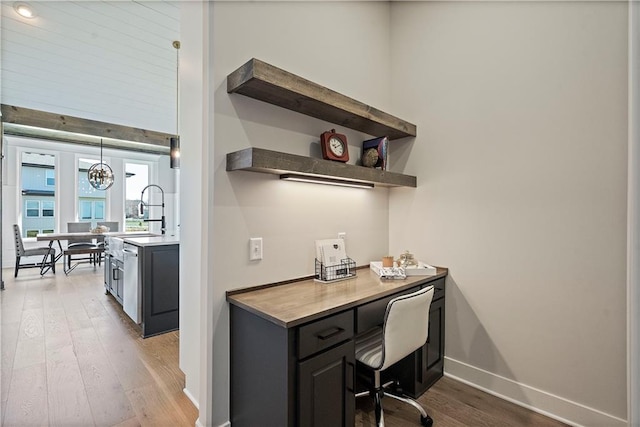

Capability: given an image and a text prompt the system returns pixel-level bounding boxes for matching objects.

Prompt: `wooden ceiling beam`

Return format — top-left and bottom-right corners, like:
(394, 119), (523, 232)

(1, 104), (172, 153)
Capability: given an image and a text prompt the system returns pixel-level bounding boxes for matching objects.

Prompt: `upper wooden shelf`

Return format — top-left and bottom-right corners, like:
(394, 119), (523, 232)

(227, 147), (417, 188)
(227, 58), (417, 140)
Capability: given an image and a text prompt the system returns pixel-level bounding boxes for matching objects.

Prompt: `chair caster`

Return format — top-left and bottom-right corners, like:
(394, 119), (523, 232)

(421, 415), (433, 427)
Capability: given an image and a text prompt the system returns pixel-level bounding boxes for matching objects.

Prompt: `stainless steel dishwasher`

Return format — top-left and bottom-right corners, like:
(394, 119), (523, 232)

(123, 242), (141, 324)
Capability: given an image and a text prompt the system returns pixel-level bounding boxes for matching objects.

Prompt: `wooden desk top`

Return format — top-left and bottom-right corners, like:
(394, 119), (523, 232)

(226, 267), (448, 328)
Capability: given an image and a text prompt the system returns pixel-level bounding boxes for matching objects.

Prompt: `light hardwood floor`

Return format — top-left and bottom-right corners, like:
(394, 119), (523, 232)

(1, 266), (197, 427)
(1, 266), (568, 427)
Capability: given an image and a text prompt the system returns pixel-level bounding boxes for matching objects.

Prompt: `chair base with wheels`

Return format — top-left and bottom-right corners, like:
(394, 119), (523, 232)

(354, 286), (435, 427)
(355, 369), (433, 427)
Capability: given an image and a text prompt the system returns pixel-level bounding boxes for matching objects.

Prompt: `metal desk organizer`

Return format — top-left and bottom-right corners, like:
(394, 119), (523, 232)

(315, 257), (356, 282)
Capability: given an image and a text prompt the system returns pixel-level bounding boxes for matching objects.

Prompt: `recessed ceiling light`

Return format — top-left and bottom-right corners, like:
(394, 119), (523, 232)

(13, 2), (36, 19)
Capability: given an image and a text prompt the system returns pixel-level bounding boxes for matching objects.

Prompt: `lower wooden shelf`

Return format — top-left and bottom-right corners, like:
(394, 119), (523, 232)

(226, 147), (417, 188)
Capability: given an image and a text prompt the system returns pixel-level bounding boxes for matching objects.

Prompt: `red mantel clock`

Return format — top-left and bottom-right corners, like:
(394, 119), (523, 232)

(320, 129), (349, 162)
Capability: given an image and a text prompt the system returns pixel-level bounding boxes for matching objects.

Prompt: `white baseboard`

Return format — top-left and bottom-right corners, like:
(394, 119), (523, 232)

(444, 357), (627, 427)
(183, 387), (199, 410)
(195, 418), (228, 427)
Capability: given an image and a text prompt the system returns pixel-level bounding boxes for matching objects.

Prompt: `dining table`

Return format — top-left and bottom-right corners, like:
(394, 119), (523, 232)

(36, 231), (110, 275)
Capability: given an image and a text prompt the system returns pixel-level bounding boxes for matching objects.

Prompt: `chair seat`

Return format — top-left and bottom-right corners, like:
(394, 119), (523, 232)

(23, 247), (55, 257)
(355, 327), (384, 369)
(68, 242), (97, 249)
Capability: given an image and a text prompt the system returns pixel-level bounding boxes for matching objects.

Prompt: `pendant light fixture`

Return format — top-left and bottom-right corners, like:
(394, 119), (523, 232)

(87, 138), (114, 190)
(170, 40), (181, 169)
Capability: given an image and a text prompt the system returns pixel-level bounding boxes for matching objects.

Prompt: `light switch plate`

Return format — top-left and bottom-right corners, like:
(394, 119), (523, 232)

(249, 237), (263, 261)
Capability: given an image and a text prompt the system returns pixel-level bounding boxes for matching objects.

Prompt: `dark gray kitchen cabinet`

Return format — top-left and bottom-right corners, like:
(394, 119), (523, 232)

(104, 255), (123, 304)
(298, 340), (355, 427)
(140, 244), (179, 338)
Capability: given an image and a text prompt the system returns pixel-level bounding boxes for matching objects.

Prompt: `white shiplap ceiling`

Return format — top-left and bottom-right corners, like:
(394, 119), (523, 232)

(0, 1), (180, 134)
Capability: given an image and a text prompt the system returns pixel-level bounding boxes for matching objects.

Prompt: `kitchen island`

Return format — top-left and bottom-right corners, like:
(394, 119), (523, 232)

(105, 234), (180, 338)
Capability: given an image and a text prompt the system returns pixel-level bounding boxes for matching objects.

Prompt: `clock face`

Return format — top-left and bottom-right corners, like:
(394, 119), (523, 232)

(329, 137), (345, 156)
(320, 129), (349, 162)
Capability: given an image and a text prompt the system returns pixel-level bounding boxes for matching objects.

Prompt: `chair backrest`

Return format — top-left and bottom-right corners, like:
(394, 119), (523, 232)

(97, 221), (119, 232)
(380, 286), (434, 371)
(13, 224), (25, 256)
(67, 222), (92, 245)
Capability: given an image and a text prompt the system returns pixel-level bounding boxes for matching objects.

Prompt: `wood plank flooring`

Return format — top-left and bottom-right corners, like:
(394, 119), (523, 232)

(1, 266), (568, 427)
(1, 266), (198, 427)
(355, 376), (569, 426)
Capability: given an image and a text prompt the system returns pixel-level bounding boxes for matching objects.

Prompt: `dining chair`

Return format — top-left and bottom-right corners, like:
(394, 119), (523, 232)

(13, 224), (56, 277)
(66, 222), (99, 270)
(355, 286), (435, 427)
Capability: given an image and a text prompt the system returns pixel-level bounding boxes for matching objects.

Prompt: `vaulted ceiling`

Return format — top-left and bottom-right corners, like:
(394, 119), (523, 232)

(0, 1), (180, 135)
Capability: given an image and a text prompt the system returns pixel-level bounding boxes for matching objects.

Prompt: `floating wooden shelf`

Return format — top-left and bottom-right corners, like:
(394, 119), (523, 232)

(227, 59), (417, 140)
(226, 148), (417, 188)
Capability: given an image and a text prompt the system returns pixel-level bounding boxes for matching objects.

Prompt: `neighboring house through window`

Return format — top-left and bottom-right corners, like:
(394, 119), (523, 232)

(21, 152), (56, 237)
(78, 158), (107, 227)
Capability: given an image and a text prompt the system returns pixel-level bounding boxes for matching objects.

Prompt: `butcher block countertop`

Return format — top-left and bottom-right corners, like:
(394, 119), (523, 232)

(226, 266), (448, 328)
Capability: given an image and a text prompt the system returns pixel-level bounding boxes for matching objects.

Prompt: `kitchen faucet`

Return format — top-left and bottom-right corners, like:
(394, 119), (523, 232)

(139, 184), (166, 235)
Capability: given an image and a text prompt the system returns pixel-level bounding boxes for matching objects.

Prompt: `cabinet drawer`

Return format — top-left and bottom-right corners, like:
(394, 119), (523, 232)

(425, 277), (445, 301)
(298, 311), (354, 359)
(356, 286), (420, 334)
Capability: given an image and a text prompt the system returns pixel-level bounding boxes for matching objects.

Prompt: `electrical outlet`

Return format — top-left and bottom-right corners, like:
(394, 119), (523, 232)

(338, 232), (346, 240)
(249, 237), (263, 261)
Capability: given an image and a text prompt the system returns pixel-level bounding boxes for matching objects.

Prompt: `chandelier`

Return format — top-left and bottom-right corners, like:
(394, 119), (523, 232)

(87, 138), (114, 190)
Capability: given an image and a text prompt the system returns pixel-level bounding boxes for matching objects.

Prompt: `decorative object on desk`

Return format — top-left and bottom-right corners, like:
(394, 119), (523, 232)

(170, 40), (181, 169)
(397, 250), (418, 268)
(315, 238), (356, 282)
(320, 129), (349, 162)
(370, 261), (407, 280)
(87, 138), (114, 190)
(382, 255), (395, 267)
(361, 136), (389, 170)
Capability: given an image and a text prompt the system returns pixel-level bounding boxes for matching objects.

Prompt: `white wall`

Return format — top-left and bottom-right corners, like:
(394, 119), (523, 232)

(207, 2), (393, 424)
(389, 2), (628, 425)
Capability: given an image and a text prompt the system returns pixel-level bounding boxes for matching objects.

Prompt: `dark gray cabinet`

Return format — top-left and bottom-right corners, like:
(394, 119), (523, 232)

(230, 307), (355, 427)
(298, 340), (355, 427)
(229, 274), (446, 426)
(104, 255), (123, 304)
(140, 244), (179, 338)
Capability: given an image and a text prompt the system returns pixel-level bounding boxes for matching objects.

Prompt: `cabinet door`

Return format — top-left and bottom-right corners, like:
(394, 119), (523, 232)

(298, 340), (355, 427)
(115, 261), (124, 300)
(421, 297), (445, 391)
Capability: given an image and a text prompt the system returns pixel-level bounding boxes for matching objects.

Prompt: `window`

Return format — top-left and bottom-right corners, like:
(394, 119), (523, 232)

(125, 162), (149, 232)
(26, 200), (40, 217)
(78, 158), (106, 227)
(79, 200), (93, 220)
(78, 200), (105, 223)
(42, 201), (54, 217)
(21, 152), (56, 237)
(95, 201), (105, 219)
(45, 169), (55, 186)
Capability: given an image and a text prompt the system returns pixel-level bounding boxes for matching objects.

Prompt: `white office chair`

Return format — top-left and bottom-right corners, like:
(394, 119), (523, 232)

(355, 286), (435, 427)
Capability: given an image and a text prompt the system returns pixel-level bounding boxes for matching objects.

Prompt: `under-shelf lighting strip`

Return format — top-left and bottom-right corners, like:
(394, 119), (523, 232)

(280, 174), (374, 189)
